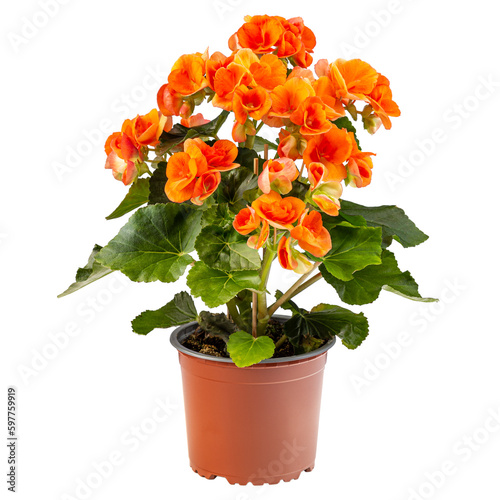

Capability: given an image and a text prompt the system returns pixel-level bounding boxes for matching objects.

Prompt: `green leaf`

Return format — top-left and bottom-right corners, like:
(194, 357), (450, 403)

(148, 162), (171, 205)
(155, 110), (230, 155)
(198, 311), (238, 343)
(321, 249), (435, 305)
(195, 225), (261, 271)
(284, 304), (369, 349)
(201, 203), (234, 228)
(58, 245), (113, 298)
(106, 178), (150, 220)
(339, 200), (428, 248)
(187, 262), (260, 308)
(333, 116), (359, 148)
(131, 291), (197, 335)
(217, 168), (258, 213)
(321, 224), (382, 281)
(96, 204), (203, 283)
(253, 136), (278, 153)
(227, 331), (275, 367)
(235, 147), (260, 171)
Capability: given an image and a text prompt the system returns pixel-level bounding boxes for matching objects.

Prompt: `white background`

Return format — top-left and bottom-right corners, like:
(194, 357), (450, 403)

(2, 0), (500, 499)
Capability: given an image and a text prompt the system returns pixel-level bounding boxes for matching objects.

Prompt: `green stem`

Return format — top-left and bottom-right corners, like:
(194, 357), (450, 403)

(268, 263), (321, 317)
(245, 134), (256, 149)
(256, 247), (277, 336)
(287, 272), (322, 301)
(226, 298), (244, 330)
(275, 333), (287, 349)
(255, 121), (265, 134)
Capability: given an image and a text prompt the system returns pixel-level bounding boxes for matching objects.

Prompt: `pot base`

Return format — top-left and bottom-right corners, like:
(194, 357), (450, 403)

(191, 464), (315, 485)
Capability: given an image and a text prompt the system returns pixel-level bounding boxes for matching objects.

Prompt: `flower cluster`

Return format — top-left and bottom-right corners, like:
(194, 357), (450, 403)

(103, 14), (400, 275)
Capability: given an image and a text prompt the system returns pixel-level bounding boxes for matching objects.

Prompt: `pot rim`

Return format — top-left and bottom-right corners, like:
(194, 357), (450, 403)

(170, 314), (336, 365)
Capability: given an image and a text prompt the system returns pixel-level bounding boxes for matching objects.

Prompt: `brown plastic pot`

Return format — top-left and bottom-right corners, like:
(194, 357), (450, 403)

(170, 315), (335, 485)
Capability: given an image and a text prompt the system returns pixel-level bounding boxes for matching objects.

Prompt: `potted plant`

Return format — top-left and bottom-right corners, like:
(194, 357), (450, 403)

(59, 14), (434, 485)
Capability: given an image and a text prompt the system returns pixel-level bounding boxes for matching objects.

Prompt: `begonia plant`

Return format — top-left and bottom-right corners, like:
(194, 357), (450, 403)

(59, 14), (433, 367)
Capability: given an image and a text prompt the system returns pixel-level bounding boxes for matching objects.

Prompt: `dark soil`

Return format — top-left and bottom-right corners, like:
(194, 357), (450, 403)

(181, 319), (297, 359)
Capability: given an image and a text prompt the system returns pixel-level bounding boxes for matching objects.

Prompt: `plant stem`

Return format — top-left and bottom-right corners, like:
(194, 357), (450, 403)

(288, 272), (322, 301)
(275, 333), (287, 349)
(252, 292), (258, 338)
(255, 121), (265, 134)
(256, 247), (276, 336)
(268, 262), (321, 317)
(245, 134), (256, 149)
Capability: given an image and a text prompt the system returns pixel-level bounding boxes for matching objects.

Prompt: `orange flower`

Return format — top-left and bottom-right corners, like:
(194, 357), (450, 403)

(164, 152), (198, 202)
(105, 131), (139, 161)
(303, 126), (353, 181)
(232, 15), (284, 54)
(157, 83), (184, 117)
(307, 161), (327, 190)
(233, 48), (260, 69)
(131, 109), (172, 147)
(165, 139), (208, 202)
(312, 76), (345, 116)
(290, 210), (332, 257)
(248, 220), (269, 249)
(232, 119), (256, 143)
(180, 113), (210, 128)
(287, 66), (315, 83)
(278, 235), (298, 271)
(212, 62), (254, 111)
(311, 182), (343, 216)
(329, 58), (379, 100)
(251, 191), (305, 230)
(277, 129), (307, 160)
(191, 139), (239, 171)
(105, 152), (138, 186)
(233, 85), (272, 124)
(346, 133), (375, 187)
(250, 54), (287, 91)
(365, 74), (401, 130)
(269, 77), (315, 118)
(289, 96), (342, 136)
(258, 158), (299, 195)
(168, 52), (209, 96)
(191, 171), (221, 205)
(277, 236), (314, 274)
(233, 207), (262, 235)
(206, 52), (233, 90)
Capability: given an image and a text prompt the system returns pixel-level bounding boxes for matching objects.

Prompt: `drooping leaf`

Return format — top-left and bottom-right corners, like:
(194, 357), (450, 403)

(333, 116), (360, 148)
(198, 311), (239, 343)
(131, 291), (198, 335)
(195, 225), (261, 271)
(321, 249), (436, 305)
(155, 110), (230, 155)
(148, 162), (171, 205)
(253, 136), (278, 153)
(321, 223), (382, 281)
(339, 200), (428, 248)
(217, 168), (258, 213)
(284, 304), (369, 349)
(96, 204), (203, 282)
(187, 262), (260, 308)
(106, 178), (150, 220)
(227, 331), (275, 367)
(233, 290), (253, 331)
(274, 290), (304, 315)
(58, 245), (113, 298)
